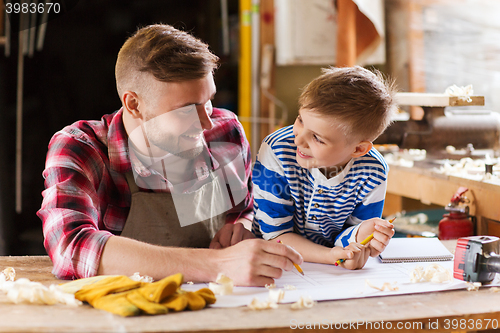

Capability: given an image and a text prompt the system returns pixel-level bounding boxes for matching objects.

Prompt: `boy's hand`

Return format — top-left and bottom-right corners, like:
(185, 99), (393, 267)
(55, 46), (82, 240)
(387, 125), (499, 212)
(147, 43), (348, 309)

(209, 219), (255, 249)
(330, 243), (370, 270)
(356, 218), (395, 257)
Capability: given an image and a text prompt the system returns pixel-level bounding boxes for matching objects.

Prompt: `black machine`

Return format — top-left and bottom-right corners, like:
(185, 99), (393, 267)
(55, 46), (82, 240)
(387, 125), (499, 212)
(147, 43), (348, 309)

(454, 236), (500, 283)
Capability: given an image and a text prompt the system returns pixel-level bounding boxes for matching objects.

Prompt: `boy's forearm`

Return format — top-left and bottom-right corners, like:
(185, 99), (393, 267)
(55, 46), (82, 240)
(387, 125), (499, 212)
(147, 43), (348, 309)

(274, 233), (332, 265)
(355, 225), (372, 244)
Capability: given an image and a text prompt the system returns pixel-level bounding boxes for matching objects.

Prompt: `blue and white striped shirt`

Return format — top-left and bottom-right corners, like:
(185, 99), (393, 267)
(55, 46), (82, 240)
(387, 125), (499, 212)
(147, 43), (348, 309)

(252, 125), (388, 248)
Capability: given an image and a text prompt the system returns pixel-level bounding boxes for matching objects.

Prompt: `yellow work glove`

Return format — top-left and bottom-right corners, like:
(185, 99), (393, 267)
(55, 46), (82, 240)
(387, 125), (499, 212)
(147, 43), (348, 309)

(161, 288), (216, 312)
(137, 273), (183, 303)
(92, 291), (141, 317)
(123, 273), (184, 315)
(70, 273), (215, 317)
(126, 290), (169, 315)
(74, 275), (143, 305)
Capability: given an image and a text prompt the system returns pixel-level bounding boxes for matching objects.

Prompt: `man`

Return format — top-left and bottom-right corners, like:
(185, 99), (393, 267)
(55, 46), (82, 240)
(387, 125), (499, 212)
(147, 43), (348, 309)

(37, 24), (302, 286)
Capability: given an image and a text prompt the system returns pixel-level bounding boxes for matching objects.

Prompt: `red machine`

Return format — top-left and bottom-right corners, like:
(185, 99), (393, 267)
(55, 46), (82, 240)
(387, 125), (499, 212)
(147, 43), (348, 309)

(438, 187), (474, 240)
(454, 236), (500, 283)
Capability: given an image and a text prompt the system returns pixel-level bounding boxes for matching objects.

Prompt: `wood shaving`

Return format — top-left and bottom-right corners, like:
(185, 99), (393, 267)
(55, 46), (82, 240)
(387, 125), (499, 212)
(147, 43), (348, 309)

(208, 273), (233, 295)
(291, 295), (314, 310)
(446, 145), (456, 154)
(1, 267), (15, 282)
(0, 278), (81, 306)
(129, 272), (153, 283)
(268, 289), (285, 303)
(437, 157), (499, 181)
(247, 288), (286, 310)
(410, 264), (452, 283)
(365, 279), (399, 291)
(284, 284), (297, 290)
(247, 297), (278, 310)
(466, 282), (481, 291)
(489, 287), (500, 293)
(265, 283), (276, 289)
(186, 281), (194, 285)
(445, 84), (473, 102)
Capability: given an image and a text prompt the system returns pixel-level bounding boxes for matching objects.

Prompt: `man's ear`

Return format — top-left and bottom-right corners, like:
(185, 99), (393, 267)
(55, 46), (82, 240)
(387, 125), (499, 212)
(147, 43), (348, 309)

(122, 91), (143, 119)
(351, 141), (373, 158)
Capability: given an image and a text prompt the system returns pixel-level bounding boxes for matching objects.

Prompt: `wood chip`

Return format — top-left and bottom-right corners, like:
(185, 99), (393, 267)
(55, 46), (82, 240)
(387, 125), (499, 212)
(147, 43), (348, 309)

(129, 272), (153, 283)
(0, 278), (81, 306)
(268, 289), (285, 303)
(247, 297), (278, 310)
(410, 264), (452, 283)
(365, 279), (399, 291)
(291, 295), (314, 310)
(208, 273), (234, 295)
(1, 267), (15, 282)
(466, 282), (481, 291)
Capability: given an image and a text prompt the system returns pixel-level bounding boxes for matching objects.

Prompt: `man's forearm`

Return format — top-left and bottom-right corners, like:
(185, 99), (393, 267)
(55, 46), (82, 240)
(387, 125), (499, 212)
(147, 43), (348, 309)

(97, 236), (220, 282)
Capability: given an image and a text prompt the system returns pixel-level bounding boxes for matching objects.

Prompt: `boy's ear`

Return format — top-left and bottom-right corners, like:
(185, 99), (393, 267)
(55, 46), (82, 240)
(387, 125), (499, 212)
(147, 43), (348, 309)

(351, 141), (373, 158)
(122, 91), (143, 119)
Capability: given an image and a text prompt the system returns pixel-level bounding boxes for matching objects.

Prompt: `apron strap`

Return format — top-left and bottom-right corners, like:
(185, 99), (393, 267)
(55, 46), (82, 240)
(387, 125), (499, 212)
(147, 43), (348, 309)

(125, 171), (140, 194)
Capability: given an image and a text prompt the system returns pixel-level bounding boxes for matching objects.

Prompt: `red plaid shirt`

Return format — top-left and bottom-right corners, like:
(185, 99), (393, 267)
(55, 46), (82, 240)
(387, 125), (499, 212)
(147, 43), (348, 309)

(37, 108), (253, 280)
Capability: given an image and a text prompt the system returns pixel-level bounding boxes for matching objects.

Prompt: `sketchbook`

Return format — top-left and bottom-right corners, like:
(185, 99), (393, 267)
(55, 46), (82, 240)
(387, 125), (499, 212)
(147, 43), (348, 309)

(378, 237), (454, 263)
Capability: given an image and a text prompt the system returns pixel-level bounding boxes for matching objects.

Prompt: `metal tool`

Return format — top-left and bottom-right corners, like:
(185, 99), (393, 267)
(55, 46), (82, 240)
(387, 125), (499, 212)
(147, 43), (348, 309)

(375, 93), (500, 152)
(453, 235), (500, 283)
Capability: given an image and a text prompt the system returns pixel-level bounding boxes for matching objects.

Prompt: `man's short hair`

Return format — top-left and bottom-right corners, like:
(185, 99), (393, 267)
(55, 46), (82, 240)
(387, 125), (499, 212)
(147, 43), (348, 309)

(115, 24), (219, 98)
(298, 66), (397, 142)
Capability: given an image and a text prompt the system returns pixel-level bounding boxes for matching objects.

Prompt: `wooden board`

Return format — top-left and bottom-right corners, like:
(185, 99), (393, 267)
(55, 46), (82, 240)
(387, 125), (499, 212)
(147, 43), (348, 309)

(396, 92), (485, 107)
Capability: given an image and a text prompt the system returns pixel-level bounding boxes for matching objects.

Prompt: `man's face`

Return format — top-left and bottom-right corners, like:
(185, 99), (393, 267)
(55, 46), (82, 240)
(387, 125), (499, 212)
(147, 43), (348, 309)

(141, 73), (216, 159)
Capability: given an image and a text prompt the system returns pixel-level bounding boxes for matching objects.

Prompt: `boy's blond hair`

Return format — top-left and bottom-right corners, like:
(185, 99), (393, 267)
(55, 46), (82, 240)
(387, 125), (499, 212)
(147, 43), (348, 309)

(299, 66), (397, 142)
(115, 24), (219, 101)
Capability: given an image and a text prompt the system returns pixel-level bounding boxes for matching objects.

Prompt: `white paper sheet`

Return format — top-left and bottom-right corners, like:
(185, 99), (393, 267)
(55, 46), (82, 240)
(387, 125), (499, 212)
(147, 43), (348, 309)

(182, 258), (476, 308)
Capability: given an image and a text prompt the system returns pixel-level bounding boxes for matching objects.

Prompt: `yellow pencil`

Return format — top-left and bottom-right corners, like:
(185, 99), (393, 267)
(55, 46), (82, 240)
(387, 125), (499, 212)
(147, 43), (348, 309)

(277, 239), (304, 275)
(334, 217), (397, 266)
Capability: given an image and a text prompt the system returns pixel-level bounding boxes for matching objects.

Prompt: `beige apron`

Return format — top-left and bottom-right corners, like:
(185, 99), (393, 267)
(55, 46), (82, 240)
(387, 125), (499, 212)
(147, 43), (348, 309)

(120, 172), (226, 248)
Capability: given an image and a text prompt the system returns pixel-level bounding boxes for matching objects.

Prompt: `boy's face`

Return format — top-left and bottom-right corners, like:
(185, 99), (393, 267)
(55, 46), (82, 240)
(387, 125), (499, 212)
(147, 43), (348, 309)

(292, 108), (364, 174)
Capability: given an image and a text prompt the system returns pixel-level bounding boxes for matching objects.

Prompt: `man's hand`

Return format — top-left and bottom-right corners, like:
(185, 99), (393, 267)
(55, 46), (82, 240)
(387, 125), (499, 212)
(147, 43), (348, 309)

(209, 218), (255, 249)
(356, 218), (395, 257)
(214, 239), (303, 286)
(329, 243), (371, 270)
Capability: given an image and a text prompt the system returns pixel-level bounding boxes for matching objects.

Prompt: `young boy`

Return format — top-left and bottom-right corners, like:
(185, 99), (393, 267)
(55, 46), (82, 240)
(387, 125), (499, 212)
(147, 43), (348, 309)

(252, 66), (397, 270)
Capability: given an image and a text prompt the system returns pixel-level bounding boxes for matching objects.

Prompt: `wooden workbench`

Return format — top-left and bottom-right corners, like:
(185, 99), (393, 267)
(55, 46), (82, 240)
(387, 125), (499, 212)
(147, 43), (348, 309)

(386, 163), (500, 237)
(1, 253), (500, 333)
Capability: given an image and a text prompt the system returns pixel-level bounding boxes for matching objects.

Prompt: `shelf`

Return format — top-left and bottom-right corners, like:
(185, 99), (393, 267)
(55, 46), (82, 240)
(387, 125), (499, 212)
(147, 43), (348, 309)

(396, 92), (485, 107)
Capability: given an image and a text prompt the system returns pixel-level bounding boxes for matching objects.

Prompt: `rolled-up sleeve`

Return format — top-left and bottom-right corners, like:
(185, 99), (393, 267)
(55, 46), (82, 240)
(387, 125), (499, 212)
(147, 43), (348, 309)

(37, 131), (113, 280)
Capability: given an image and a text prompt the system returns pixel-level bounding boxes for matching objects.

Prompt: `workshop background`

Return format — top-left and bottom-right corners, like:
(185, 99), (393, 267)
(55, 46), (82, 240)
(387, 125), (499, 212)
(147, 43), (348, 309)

(0, 0), (499, 256)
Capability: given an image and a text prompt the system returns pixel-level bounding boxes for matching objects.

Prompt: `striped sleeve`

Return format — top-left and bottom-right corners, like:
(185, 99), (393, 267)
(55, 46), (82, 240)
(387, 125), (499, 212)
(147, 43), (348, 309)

(334, 149), (389, 247)
(252, 141), (294, 240)
(334, 224), (362, 248)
